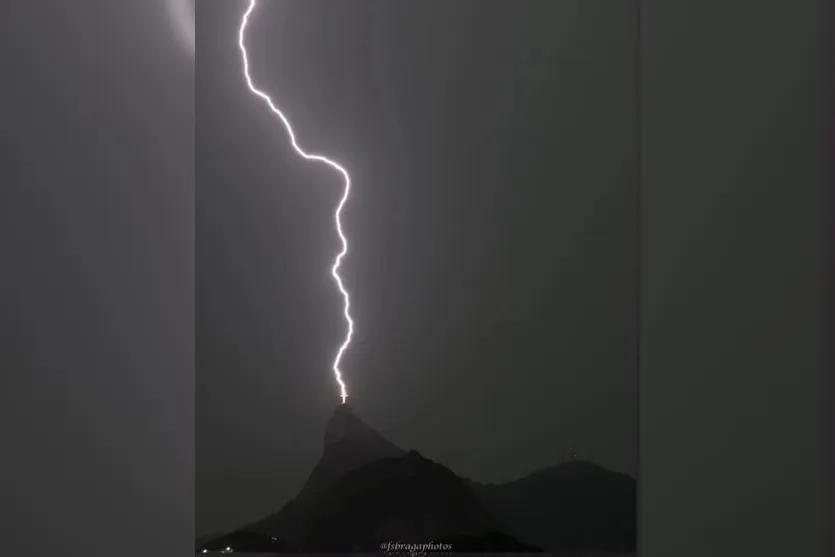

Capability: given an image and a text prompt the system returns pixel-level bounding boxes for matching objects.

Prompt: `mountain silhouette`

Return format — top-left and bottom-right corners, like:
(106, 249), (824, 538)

(242, 404), (405, 545)
(469, 461), (637, 552)
(198, 404), (635, 554)
(297, 450), (522, 551)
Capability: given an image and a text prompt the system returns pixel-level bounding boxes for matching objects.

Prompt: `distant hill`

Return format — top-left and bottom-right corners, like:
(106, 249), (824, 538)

(202, 404), (635, 554)
(469, 461), (637, 552)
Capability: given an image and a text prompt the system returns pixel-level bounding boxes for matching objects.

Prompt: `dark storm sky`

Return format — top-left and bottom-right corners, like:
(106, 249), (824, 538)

(197, 0), (637, 535)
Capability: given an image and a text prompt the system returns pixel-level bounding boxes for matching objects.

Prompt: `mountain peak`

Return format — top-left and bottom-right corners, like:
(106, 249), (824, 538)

(323, 403), (358, 445)
(323, 403), (401, 456)
(316, 404), (405, 494)
(246, 404), (405, 541)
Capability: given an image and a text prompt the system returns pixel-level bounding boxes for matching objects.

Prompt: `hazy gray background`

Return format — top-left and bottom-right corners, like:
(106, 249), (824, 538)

(0, 0), (193, 555)
(0, 0), (828, 555)
(639, 1), (829, 554)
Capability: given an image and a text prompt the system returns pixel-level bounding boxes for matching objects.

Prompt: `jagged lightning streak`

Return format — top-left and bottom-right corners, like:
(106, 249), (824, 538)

(238, 0), (352, 404)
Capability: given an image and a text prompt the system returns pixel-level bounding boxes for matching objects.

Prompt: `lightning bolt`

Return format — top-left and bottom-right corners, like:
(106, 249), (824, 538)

(238, 0), (352, 404)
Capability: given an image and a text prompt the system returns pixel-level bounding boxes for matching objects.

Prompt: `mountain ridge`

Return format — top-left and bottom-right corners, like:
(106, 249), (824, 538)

(296, 449), (510, 551)
(242, 404), (405, 542)
(201, 404), (636, 553)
